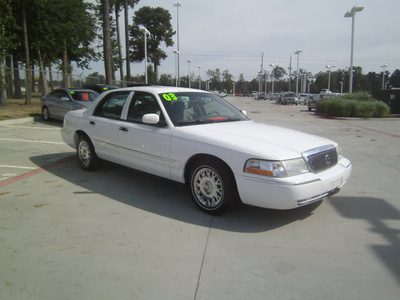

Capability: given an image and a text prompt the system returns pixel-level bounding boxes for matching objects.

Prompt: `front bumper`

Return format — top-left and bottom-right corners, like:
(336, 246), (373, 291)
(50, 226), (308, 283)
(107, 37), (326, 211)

(235, 157), (352, 210)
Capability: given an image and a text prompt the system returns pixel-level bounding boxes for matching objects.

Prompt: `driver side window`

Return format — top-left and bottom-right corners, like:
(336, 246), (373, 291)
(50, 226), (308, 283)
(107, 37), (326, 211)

(127, 92), (164, 125)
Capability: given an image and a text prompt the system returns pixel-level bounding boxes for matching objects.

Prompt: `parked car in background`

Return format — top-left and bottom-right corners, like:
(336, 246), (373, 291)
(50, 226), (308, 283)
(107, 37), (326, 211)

(42, 88), (99, 121)
(256, 92), (267, 100)
(281, 92), (299, 105)
(61, 86), (351, 214)
(211, 90), (227, 97)
(308, 92), (341, 111)
(298, 93), (314, 105)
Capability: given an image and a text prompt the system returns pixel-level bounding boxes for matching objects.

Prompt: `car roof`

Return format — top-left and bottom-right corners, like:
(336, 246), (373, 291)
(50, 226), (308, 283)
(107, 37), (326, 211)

(111, 86), (210, 94)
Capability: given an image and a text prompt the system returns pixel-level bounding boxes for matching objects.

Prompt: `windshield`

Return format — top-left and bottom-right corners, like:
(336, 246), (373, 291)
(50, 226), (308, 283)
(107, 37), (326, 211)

(159, 92), (249, 126)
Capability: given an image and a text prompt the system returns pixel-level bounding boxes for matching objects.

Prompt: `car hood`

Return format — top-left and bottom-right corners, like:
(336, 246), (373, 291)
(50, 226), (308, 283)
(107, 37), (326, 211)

(173, 120), (335, 160)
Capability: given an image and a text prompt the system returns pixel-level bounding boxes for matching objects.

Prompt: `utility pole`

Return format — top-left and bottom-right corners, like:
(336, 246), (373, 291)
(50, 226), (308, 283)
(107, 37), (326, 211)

(259, 53), (264, 93)
(288, 56), (292, 92)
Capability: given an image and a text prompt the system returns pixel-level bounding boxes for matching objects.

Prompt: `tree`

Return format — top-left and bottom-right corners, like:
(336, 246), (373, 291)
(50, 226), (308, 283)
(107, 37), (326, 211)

(388, 69), (400, 88)
(0, 0), (20, 105)
(129, 6), (175, 81)
(101, 0), (113, 85)
(121, 0), (140, 82)
(206, 68), (222, 90)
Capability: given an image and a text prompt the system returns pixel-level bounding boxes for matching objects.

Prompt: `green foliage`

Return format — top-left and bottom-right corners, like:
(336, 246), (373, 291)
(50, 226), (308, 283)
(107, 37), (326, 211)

(129, 6), (175, 67)
(316, 92), (390, 118)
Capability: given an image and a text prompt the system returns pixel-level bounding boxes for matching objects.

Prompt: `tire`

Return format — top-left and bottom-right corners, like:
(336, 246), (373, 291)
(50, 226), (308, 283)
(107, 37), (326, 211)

(189, 158), (238, 214)
(77, 135), (98, 171)
(42, 106), (50, 121)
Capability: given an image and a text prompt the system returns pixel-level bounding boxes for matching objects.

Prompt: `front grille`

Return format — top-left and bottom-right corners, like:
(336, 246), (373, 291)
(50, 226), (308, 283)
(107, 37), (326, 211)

(303, 145), (338, 173)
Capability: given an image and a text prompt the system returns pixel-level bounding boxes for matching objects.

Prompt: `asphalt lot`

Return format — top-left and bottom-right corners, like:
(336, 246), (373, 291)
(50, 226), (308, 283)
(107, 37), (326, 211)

(1, 96), (399, 300)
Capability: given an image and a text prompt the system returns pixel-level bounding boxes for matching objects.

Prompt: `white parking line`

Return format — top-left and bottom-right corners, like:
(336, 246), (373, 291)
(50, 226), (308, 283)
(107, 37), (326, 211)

(0, 137), (64, 145)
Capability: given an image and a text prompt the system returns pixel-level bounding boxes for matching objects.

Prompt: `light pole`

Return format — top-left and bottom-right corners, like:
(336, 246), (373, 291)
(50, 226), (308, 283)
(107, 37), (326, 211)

(381, 64), (388, 90)
(295, 49), (302, 95)
(345, 5), (364, 93)
(187, 59), (191, 88)
(139, 25), (150, 84)
(173, 50), (180, 87)
(269, 64), (275, 94)
(232, 81), (235, 96)
(198, 66), (202, 89)
(174, 2), (181, 86)
(326, 65), (335, 91)
(340, 81), (343, 94)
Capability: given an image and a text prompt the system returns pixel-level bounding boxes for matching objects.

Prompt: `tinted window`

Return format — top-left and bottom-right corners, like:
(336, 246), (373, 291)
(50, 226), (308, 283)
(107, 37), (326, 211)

(127, 92), (164, 125)
(93, 91), (130, 120)
(52, 90), (68, 99)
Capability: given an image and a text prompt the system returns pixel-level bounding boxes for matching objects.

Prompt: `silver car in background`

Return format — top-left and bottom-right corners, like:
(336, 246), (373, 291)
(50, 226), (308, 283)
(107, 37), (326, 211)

(41, 88), (99, 121)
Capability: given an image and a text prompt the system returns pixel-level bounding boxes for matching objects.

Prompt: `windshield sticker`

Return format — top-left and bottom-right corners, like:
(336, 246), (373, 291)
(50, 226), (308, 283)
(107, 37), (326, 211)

(82, 93), (89, 101)
(208, 117), (228, 121)
(70, 91), (75, 95)
(162, 93), (178, 101)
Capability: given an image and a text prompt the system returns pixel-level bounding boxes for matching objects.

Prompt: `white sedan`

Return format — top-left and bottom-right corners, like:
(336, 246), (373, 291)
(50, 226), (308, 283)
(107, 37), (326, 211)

(61, 86), (352, 214)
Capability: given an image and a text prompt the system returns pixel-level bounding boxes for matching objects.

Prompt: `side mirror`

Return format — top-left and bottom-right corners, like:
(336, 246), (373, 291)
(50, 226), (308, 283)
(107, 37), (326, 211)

(142, 113), (160, 125)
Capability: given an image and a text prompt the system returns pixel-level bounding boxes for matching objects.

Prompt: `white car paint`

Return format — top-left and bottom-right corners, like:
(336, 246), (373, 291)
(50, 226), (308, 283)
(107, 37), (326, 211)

(61, 86), (351, 212)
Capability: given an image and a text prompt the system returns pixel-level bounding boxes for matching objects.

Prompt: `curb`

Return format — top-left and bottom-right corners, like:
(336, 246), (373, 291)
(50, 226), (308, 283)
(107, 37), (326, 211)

(0, 117), (36, 125)
(314, 111), (400, 121)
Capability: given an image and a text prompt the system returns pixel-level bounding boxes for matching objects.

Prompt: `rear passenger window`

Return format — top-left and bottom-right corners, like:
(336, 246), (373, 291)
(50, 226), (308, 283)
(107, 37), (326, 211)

(94, 92), (130, 120)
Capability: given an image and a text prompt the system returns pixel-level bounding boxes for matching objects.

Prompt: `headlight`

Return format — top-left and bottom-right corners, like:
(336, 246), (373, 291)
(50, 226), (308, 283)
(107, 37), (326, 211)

(244, 158), (309, 178)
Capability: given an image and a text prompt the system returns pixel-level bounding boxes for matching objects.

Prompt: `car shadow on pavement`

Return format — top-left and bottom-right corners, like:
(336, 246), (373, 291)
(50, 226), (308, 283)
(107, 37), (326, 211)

(30, 153), (322, 233)
(329, 196), (400, 283)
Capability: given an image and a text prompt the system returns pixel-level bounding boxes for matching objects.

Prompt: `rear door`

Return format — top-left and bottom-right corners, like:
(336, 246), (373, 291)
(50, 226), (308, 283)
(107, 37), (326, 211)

(87, 91), (132, 163)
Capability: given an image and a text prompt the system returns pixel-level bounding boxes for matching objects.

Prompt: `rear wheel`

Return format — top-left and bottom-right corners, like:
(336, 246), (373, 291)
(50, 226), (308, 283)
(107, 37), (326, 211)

(189, 158), (238, 214)
(77, 135), (97, 170)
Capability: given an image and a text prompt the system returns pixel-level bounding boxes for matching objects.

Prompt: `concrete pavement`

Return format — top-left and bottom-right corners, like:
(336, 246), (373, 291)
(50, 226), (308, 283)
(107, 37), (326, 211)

(1, 98), (399, 299)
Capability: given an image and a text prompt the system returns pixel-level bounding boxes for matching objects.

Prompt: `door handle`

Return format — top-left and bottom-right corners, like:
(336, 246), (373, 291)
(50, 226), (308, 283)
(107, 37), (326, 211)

(119, 127), (129, 132)
(89, 121), (95, 125)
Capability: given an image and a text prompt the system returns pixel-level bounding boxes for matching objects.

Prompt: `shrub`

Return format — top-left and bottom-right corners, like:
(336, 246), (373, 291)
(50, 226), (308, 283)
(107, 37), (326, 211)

(316, 92), (390, 118)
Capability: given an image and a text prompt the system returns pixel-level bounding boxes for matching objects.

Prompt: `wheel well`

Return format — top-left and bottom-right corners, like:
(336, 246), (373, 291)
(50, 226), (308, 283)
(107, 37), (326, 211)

(74, 130), (92, 148)
(184, 154), (236, 185)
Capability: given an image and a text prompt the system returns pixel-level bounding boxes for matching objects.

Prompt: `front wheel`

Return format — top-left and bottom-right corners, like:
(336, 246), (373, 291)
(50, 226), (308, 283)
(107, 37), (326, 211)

(189, 159), (238, 214)
(77, 135), (98, 171)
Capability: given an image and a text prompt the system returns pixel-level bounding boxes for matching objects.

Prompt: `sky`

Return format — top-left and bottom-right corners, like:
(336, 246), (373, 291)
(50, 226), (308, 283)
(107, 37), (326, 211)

(85, 0), (400, 81)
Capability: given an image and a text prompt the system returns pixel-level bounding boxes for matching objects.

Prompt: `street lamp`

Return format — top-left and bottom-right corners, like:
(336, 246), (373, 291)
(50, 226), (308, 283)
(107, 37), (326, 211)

(139, 25), (150, 84)
(174, 2), (181, 86)
(198, 66), (202, 89)
(345, 5), (364, 93)
(295, 49), (302, 95)
(269, 64), (275, 94)
(326, 65), (335, 91)
(187, 59), (191, 88)
(173, 50), (180, 87)
(381, 64), (388, 90)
